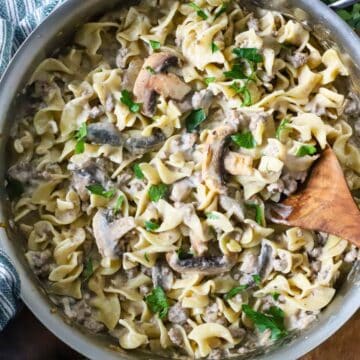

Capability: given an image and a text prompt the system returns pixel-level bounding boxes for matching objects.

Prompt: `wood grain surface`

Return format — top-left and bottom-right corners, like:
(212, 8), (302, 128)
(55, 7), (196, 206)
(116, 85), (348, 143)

(0, 304), (358, 360)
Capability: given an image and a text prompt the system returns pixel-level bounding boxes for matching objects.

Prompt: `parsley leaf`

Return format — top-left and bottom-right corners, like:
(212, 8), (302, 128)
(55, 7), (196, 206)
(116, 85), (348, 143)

(246, 203), (265, 226)
(231, 131), (256, 149)
(186, 109), (207, 132)
(214, 2), (229, 19)
(86, 184), (116, 198)
(206, 212), (219, 220)
(74, 123), (87, 154)
(144, 253), (150, 262)
(149, 40), (161, 50)
(272, 292), (280, 301)
(242, 304), (288, 340)
(145, 220), (160, 231)
(189, 2), (208, 20)
(252, 274), (261, 285)
(211, 42), (219, 53)
(148, 183), (169, 202)
(146, 66), (156, 74)
(224, 63), (247, 79)
(224, 285), (248, 300)
(83, 258), (94, 281)
(133, 163), (145, 179)
(231, 82), (252, 106)
(276, 118), (290, 140)
(233, 47), (263, 63)
(120, 90), (141, 113)
(177, 248), (194, 260)
(145, 286), (170, 319)
(204, 77), (216, 85)
(113, 195), (124, 214)
(296, 145), (317, 157)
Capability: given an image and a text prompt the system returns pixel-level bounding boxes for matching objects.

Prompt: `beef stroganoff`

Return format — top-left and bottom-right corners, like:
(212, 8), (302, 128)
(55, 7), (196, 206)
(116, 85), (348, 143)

(6, 0), (360, 358)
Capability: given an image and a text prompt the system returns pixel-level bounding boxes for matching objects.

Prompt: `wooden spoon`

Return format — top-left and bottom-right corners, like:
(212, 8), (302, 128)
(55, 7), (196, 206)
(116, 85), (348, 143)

(270, 147), (360, 247)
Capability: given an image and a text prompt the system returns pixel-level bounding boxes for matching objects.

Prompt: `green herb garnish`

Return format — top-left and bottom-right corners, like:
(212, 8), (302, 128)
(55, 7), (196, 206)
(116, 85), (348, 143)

(148, 183), (169, 202)
(214, 2), (229, 19)
(233, 47), (263, 63)
(296, 145), (317, 157)
(83, 258), (94, 281)
(146, 66), (156, 74)
(145, 286), (170, 319)
(333, 3), (360, 30)
(224, 63), (247, 79)
(252, 274), (261, 285)
(231, 131), (256, 149)
(272, 292), (280, 301)
(224, 285), (248, 300)
(211, 42), (219, 53)
(276, 118), (290, 140)
(230, 82), (252, 106)
(133, 163), (145, 180)
(144, 253), (150, 262)
(242, 304), (288, 340)
(74, 123), (87, 154)
(113, 195), (124, 214)
(86, 184), (116, 198)
(189, 2), (208, 20)
(149, 40), (161, 50)
(145, 220), (160, 231)
(206, 212), (219, 220)
(204, 77), (216, 85)
(177, 248), (194, 260)
(120, 90), (141, 113)
(246, 203), (264, 226)
(186, 109), (207, 132)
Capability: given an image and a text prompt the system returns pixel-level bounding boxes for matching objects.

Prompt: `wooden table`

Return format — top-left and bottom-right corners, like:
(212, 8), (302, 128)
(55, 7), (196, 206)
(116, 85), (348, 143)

(0, 304), (358, 360)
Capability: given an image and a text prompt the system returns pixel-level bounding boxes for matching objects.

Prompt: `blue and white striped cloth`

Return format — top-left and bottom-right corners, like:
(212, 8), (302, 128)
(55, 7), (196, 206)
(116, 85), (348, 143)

(0, 0), (65, 330)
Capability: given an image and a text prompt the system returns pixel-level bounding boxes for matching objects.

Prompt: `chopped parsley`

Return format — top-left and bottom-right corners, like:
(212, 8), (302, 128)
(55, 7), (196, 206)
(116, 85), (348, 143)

(144, 253), (150, 262)
(232, 47), (263, 63)
(246, 203), (265, 226)
(145, 220), (160, 231)
(113, 195), (124, 215)
(146, 66), (156, 74)
(224, 285), (248, 300)
(214, 2), (229, 19)
(86, 184), (116, 198)
(74, 123), (87, 154)
(177, 248), (194, 260)
(242, 304), (288, 340)
(133, 163), (145, 180)
(276, 118), (290, 140)
(206, 212), (219, 220)
(83, 258), (94, 281)
(296, 144), (317, 157)
(148, 183), (169, 202)
(204, 77), (216, 85)
(230, 82), (252, 106)
(224, 63), (247, 79)
(149, 40), (161, 50)
(189, 2), (208, 20)
(211, 42), (219, 53)
(145, 286), (170, 319)
(252, 274), (261, 285)
(186, 109), (207, 132)
(272, 292), (280, 301)
(120, 90), (141, 113)
(231, 131), (256, 149)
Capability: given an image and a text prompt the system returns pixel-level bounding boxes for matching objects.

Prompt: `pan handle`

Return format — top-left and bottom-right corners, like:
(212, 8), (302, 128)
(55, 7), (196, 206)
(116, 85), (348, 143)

(329, 0), (360, 10)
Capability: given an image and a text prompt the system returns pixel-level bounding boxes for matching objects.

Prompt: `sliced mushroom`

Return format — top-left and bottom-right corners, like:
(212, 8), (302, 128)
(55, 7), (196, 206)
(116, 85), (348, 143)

(123, 130), (166, 155)
(166, 252), (237, 275)
(133, 52), (191, 116)
(256, 242), (274, 280)
(86, 123), (124, 146)
(202, 126), (234, 192)
(92, 209), (135, 259)
(151, 260), (174, 291)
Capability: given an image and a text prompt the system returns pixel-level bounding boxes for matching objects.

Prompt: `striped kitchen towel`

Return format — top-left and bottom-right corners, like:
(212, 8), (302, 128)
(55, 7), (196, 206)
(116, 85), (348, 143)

(0, 0), (66, 330)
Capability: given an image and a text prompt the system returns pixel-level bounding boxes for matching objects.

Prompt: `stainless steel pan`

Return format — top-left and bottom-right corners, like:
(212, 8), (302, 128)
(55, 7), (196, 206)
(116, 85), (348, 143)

(0, 1), (359, 359)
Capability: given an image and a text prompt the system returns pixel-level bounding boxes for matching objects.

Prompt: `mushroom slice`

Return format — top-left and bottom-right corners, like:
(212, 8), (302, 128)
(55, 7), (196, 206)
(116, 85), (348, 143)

(202, 126), (234, 192)
(86, 123), (124, 146)
(256, 242), (274, 280)
(93, 209), (135, 259)
(151, 260), (174, 291)
(166, 252), (237, 275)
(123, 130), (166, 155)
(133, 52), (191, 116)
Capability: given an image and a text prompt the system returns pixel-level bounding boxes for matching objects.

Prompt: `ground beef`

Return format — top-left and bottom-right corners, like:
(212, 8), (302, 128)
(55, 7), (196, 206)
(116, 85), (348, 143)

(26, 249), (52, 278)
(286, 52), (308, 68)
(168, 302), (189, 325)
